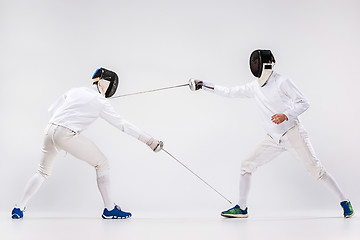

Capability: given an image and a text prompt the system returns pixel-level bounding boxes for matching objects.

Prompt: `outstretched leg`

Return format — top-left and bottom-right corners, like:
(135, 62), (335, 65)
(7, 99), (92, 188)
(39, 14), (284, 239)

(12, 172), (46, 218)
(320, 172), (354, 218)
(17, 173), (46, 210)
(285, 124), (354, 218)
(12, 124), (58, 219)
(320, 172), (346, 202)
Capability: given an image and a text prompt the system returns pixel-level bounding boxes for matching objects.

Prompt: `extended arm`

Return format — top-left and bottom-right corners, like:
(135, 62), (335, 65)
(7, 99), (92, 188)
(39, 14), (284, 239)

(189, 78), (254, 98)
(100, 101), (163, 152)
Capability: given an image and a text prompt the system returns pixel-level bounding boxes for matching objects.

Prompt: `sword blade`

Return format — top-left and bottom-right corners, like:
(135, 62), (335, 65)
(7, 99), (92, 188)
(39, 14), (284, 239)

(162, 148), (232, 204)
(111, 83), (189, 99)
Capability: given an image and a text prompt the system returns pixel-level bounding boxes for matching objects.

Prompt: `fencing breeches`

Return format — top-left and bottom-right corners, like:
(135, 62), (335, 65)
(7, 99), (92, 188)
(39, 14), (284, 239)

(38, 124), (109, 178)
(240, 124), (326, 179)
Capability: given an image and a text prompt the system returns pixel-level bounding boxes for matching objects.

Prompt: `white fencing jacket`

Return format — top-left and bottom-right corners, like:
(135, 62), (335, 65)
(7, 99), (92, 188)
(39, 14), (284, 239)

(48, 85), (151, 143)
(213, 72), (309, 143)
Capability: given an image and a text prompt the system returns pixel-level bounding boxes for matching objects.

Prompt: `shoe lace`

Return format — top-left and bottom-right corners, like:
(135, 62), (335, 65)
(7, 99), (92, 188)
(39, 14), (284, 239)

(15, 205), (26, 212)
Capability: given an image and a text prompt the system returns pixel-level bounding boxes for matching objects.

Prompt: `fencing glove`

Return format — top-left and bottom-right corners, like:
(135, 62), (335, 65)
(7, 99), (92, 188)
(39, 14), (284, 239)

(189, 78), (214, 92)
(146, 138), (163, 152)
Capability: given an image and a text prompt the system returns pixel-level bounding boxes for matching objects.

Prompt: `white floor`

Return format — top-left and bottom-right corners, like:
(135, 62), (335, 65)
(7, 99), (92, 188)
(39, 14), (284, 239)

(2, 211), (359, 240)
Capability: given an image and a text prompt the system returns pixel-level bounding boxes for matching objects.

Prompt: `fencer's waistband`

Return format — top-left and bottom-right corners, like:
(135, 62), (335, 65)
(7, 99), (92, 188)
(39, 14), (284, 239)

(48, 123), (79, 134)
(267, 124), (298, 144)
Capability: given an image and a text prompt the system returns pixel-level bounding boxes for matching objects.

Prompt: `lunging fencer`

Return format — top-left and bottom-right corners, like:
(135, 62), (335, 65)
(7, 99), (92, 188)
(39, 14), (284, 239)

(11, 68), (163, 219)
(189, 49), (354, 218)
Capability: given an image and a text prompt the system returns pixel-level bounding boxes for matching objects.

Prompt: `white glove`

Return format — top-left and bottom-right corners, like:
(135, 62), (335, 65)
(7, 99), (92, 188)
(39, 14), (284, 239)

(189, 78), (203, 91)
(189, 78), (214, 92)
(146, 138), (164, 152)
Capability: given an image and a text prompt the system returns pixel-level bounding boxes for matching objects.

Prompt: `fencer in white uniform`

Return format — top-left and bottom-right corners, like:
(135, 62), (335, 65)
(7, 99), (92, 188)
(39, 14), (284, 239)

(11, 68), (163, 219)
(189, 50), (354, 218)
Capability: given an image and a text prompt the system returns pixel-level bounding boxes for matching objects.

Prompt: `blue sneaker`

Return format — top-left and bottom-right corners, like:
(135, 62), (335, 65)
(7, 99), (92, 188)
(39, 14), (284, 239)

(102, 205), (132, 219)
(340, 201), (354, 218)
(221, 204), (248, 218)
(11, 208), (24, 219)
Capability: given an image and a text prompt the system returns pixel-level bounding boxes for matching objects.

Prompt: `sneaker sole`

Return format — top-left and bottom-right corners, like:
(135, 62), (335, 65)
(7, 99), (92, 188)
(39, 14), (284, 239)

(344, 212), (354, 218)
(221, 213), (248, 218)
(12, 214), (22, 219)
(102, 214), (131, 219)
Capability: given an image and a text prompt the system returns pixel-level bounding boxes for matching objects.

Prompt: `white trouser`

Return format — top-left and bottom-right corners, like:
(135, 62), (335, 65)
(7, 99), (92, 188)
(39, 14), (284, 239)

(241, 124), (326, 179)
(38, 124), (109, 178)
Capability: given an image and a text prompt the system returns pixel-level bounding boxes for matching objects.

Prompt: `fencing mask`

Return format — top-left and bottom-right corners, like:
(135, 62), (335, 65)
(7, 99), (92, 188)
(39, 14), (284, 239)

(92, 68), (119, 98)
(249, 50), (276, 78)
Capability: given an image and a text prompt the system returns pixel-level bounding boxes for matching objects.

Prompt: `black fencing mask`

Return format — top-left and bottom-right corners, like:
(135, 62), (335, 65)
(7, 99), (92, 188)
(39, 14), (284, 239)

(92, 68), (119, 98)
(249, 50), (276, 78)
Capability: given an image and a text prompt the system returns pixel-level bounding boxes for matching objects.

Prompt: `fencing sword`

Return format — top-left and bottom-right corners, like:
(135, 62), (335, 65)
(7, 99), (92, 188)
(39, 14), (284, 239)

(110, 79), (200, 99)
(161, 147), (233, 204)
(111, 83), (189, 99)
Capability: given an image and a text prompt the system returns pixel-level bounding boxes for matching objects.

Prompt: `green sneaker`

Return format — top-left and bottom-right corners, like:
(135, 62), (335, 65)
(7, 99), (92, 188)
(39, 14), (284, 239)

(221, 204), (248, 218)
(340, 201), (354, 218)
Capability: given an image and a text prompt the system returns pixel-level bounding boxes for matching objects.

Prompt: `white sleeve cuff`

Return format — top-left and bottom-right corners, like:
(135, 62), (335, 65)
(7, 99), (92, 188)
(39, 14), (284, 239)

(202, 81), (214, 92)
(138, 134), (151, 144)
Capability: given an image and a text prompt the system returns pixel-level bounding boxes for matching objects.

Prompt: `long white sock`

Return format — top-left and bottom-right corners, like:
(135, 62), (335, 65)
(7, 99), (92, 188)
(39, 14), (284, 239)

(96, 169), (114, 210)
(18, 172), (46, 210)
(239, 172), (252, 209)
(320, 172), (347, 202)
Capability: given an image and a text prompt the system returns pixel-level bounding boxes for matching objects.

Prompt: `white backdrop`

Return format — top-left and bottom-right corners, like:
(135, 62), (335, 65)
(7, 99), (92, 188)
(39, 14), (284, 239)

(1, 0), (359, 215)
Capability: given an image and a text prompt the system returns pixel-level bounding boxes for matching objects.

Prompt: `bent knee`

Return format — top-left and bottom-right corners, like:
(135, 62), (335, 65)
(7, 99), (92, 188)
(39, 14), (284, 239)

(309, 166), (326, 180)
(315, 169), (327, 180)
(241, 161), (258, 175)
(37, 169), (50, 179)
(94, 158), (110, 171)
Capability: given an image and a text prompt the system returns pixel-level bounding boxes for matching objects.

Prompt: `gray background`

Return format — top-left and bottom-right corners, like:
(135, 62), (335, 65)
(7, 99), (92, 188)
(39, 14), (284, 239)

(1, 0), (359, 216)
